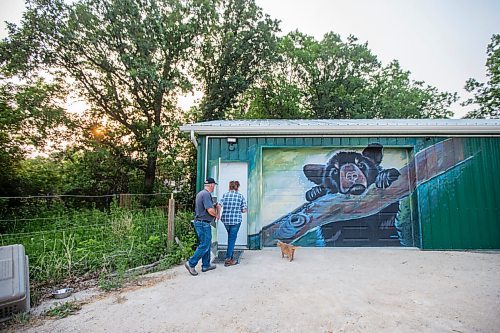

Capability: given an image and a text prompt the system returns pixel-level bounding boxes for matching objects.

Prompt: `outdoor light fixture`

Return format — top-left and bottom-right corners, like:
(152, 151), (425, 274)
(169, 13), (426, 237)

(227, 137), (237, 151)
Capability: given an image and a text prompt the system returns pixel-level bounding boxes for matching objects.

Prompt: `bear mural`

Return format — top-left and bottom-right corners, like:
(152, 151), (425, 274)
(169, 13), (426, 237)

(260, 143), (408, 247)
(302, 143), (402, 246)
(303, 143), (401, 200)
(257, 138), (471, 248)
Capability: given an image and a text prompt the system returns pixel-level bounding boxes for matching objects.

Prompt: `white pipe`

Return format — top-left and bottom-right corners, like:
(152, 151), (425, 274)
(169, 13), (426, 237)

(190, 130), (198, 150)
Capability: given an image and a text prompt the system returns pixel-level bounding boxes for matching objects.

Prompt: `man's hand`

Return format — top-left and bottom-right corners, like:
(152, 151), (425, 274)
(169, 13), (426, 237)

(207, 207), (217, 217)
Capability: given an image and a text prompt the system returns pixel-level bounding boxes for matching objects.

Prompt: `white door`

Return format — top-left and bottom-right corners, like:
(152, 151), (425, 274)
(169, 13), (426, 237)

(216, 162), (248, 247)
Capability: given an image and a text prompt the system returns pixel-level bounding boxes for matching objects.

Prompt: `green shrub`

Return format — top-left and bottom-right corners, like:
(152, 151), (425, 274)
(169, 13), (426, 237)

(1, 206), (197, 297)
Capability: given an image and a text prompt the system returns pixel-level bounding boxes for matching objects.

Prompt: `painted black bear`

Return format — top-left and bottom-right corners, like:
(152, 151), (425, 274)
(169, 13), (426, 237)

(301, 143), (402, 246)
(303, 143), (401, 202)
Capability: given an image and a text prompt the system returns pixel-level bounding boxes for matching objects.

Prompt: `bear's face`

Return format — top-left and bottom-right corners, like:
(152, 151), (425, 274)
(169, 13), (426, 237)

(323, 151), (379, 195)
(303, 143), (387, 199)
(307, 151), (380, 195)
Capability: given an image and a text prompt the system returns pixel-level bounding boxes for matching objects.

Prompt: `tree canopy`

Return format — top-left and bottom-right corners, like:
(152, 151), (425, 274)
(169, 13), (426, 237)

(1, 0), (216, 194)
(0, 75), (68, 195)
(238, 31), (457, 119)
(195, 0), (280, 121)
(463, 34), (499, 119)
(0, 0), (468, 202)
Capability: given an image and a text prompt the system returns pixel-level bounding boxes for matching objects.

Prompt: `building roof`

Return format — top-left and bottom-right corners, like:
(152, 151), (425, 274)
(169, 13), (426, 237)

(180, 119), (500, 136)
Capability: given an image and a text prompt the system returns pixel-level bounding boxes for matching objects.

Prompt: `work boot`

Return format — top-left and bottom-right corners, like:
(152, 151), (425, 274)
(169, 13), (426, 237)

(184, 261), (198, 276)
(224, 259), (238, 267)
(201, 264), (217, 272)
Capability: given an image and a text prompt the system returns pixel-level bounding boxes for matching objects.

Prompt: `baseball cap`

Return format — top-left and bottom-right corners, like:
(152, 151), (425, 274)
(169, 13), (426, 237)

(204, 177), (217, 185)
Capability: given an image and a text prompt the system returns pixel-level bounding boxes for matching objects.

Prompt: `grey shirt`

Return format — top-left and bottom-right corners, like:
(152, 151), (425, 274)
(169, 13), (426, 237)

(195, 189), (215, 221)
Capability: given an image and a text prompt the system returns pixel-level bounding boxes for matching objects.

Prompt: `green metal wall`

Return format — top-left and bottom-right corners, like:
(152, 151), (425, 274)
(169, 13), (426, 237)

(418, 138), (500, 249)
(197, 135), (500, 250)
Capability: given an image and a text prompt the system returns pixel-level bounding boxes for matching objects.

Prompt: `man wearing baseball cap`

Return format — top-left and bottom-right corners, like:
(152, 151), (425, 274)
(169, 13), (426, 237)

(185, 177), (218, 276)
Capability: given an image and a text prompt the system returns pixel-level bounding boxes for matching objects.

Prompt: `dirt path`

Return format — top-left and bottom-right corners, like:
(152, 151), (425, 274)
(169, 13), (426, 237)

(20, 248), (500, 332)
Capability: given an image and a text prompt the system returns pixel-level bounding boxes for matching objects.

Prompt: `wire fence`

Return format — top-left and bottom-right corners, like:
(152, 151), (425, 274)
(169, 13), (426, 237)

(0, 194), (195, 290)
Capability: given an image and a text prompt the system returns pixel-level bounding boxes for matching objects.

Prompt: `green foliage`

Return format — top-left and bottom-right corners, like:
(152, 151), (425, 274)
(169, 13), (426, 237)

(173, 210), (197, 251)
(98, 260), (129, 291)
(0, 205), (197, 291)
(1, 0), (210, 194)
(289, 32), (380, 119)
(17, 157), (65, 195)
(196, 0), (280, 120)
(10, 312), (32, 325)
(463, 34), (500, 119)
(239, 31), (456, 119)
(243, 75), (308, 119)
(0, 76), (69, 197)
(156, 210), (197, 269)
(367, 61), (456, 119)
(56, 148), (143, 196)
(43, 301), (82, 319)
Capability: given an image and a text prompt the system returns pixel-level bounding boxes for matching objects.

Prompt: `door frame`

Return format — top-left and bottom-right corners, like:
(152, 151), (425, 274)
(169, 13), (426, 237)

(216, 160), (249, 248)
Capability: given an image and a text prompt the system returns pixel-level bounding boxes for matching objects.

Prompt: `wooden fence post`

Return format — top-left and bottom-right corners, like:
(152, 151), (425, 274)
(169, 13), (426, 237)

(167, 193), (175, 245)
(119, 194), (131, 208)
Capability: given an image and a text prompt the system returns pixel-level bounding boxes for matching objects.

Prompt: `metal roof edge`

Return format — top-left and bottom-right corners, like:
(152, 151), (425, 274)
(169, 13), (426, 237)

(180, 123), (500, 135)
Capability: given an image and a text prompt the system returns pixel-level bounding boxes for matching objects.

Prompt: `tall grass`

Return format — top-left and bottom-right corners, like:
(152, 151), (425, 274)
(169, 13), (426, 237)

(0, 203), (197, 293)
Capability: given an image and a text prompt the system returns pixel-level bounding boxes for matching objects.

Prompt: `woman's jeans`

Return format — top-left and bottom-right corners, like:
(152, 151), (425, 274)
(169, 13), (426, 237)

(188, 221), (212, 269)
(224, 223), (241, 260)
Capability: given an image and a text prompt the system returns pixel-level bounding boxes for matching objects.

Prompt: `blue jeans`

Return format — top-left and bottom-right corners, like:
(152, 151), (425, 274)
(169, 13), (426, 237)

(188, 221), (212, 270)
(224, 223), (241, 260)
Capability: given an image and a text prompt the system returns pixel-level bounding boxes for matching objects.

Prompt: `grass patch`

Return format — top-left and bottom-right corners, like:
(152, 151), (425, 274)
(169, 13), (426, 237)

(0, 204), (197, 304)
(10, 312), (32, 325)
(43, 301), (82, 319)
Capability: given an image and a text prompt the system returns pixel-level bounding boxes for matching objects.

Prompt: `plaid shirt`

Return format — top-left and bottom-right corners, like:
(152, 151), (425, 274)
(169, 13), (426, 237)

(219, 191), (247, 225)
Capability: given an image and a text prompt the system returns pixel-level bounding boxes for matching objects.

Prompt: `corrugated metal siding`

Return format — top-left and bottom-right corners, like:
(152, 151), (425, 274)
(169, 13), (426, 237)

(418, 138), (500, 249)
(208, 137), (418, 151)
(199, 135), (500, 249)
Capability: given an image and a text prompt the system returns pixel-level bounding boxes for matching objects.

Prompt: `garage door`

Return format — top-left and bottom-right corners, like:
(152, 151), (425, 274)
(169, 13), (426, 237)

(260, 145), (415, 247)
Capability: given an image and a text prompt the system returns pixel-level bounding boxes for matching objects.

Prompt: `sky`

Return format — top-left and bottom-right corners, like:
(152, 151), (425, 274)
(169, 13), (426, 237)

(1, 0), (499, 118)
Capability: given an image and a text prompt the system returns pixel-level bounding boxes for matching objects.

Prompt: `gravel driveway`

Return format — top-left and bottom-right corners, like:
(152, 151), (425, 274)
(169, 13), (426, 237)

(19, 248), (500, 332)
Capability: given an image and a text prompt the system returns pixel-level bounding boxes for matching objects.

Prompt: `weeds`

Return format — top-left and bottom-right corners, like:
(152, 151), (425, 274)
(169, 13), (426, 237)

(0, 205), (197, 304)
(10, 312), (31, 325)
(43, 301), (82, 319)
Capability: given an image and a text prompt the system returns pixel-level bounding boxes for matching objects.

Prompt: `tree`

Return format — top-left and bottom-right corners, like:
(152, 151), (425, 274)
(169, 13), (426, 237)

(195, 0), (279, 120)
(275, 32), (381, 119)
(0, 75), (67, 196)
(463, 34), (499, 119)
(367, 61), (456, 119)
(243, 74), (308, 119)
(242, 31), (456, 119)
(240, 35), (312, 119)
(1, 0), (214, 194)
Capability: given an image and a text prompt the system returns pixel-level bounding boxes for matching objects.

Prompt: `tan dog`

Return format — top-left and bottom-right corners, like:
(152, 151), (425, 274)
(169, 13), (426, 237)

(277, 240), (298, 262)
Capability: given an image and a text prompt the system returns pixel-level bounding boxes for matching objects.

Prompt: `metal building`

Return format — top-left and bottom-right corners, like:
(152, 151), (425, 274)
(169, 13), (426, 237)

(180, 119), (500, 250)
